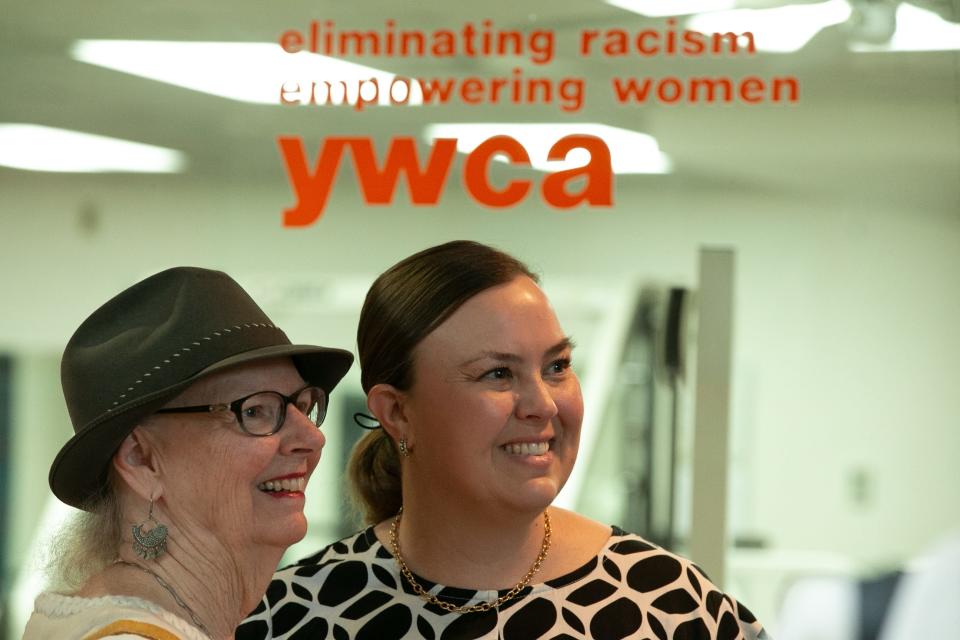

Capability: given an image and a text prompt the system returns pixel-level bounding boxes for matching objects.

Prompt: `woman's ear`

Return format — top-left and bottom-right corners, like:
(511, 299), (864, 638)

(112, 427), (163, 503)
(367, 383), (412, 446)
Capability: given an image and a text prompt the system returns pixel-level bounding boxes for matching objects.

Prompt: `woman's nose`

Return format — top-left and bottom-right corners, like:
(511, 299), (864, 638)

(280, 404), (326, 453)
(515, 376), (559, 422)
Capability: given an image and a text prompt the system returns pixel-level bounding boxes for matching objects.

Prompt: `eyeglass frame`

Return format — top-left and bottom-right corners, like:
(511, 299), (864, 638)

(154, 384), (328, 436)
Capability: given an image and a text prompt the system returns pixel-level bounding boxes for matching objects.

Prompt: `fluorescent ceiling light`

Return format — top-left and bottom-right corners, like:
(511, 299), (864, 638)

(0, 124), (185, 173)
(71, 40), (423, 107)
(850, 2), (960, 52)
(686, 0), (852, 53)
(606, 0), (735, 18)
(423, 123), (671, 174)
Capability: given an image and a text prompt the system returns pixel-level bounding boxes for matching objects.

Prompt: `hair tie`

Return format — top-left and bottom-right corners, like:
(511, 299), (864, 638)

(352, 412), (382, 430)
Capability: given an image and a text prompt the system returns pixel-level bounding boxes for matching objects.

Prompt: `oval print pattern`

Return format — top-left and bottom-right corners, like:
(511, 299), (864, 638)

(237, 526), (768, 639)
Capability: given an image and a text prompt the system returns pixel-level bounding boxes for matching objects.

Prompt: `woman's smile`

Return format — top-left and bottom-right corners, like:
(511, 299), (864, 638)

(256, 473), (308, 496)
(501, 440), (552, 456)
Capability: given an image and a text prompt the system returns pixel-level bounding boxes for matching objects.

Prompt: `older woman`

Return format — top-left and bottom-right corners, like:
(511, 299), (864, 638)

(239, 241), (767, 639)
(23, 267), (353, 640)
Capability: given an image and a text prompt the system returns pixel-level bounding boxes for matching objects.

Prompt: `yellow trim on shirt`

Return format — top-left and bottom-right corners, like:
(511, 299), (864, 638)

(84, 619), (182, 640)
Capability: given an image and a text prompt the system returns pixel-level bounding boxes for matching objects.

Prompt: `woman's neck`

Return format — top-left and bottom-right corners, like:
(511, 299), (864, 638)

(81, 536), (282, 640)
(373, 496), (616, 592)
(377, 492), (550, 591)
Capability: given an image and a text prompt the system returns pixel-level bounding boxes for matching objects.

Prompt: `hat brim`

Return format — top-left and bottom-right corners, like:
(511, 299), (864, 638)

(49, 344), (353, 510)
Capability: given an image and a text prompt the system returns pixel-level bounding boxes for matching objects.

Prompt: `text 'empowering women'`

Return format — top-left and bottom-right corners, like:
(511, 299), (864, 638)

(277, 19), (800, 112)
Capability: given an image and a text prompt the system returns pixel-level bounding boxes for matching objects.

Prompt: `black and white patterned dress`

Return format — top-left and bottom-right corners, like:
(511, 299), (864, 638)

(237, 526), (769, 640)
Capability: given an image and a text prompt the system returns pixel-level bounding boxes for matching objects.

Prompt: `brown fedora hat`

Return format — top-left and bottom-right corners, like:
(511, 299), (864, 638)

(51, 266), (354, 510)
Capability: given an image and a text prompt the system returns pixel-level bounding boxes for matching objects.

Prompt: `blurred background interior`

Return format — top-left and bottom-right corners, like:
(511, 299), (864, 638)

(1, 0), (958, 637)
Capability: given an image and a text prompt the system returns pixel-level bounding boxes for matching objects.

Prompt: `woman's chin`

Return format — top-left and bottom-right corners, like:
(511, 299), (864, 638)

(254, 514), (308, 549)
(499, 478), (563, 514)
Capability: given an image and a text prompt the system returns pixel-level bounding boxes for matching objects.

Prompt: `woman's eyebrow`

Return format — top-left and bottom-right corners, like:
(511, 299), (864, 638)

(458, 338), (575, 368)
(546, 337), (576, 357)
(458, 351), (521, 367)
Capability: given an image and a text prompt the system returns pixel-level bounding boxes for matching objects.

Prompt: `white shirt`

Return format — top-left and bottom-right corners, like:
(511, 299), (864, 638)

(22, 592), (210, 640)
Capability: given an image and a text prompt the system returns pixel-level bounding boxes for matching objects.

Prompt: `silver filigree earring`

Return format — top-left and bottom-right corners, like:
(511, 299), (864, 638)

(398, 438), (411, 458)
(132, 499), (168, 560)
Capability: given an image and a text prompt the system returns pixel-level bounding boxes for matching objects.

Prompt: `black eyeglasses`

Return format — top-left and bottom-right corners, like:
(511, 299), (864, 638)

(155, 385), (327, 436)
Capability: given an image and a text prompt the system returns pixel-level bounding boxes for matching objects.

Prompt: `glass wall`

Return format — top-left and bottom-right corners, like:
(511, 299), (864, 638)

(1, 0), (958, 636)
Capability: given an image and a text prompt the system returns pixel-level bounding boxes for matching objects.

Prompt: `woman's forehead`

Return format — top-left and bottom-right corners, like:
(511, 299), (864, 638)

(167, 357), (301, 405)
(447, 277), (556, 328)
(417, 278), (566, 361)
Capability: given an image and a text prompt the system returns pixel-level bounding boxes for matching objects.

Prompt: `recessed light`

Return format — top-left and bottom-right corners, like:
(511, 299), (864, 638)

(0, 124), (186, 173)
(424, 123), (671, 174)
(685, 0), (852, 53)
(71, 40), (423, 107)
(851, 2), (960, 52)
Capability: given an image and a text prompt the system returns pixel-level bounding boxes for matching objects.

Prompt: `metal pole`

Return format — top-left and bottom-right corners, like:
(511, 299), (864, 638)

(689, 248), (735, 587)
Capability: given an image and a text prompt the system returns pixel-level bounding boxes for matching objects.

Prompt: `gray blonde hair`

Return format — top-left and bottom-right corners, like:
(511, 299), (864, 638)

(45, 483), (124, 593)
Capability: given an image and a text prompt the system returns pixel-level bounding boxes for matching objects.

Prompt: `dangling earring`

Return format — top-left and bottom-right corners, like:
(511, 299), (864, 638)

(132, 499), (168, 560)
(398, 438), (411, 458)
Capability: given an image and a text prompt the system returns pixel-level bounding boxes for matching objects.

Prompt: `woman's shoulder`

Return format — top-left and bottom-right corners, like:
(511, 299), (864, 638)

(553, 508), (719, 584)
(542, 511), (767, 638)
(600, 526), (718, 589)
(597, 527), (768, 638)
(598, 526), (732, 597)
(24, 592), (207, 640)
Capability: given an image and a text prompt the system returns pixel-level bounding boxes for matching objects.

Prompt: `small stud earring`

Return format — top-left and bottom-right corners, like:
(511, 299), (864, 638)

(132, 498), (168, 560)
(398, 438), (411, 458)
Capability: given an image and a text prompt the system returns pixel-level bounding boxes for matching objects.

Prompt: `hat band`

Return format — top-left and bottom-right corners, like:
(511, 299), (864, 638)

(104, 322), (285, 415)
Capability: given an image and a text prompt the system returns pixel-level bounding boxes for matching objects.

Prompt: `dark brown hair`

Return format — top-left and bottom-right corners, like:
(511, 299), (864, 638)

(348, 240), (537, 524)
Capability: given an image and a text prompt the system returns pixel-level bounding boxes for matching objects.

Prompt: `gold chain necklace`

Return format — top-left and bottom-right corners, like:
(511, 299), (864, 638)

(115, 560), (213, 638)
(389, 507), (551, 614)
